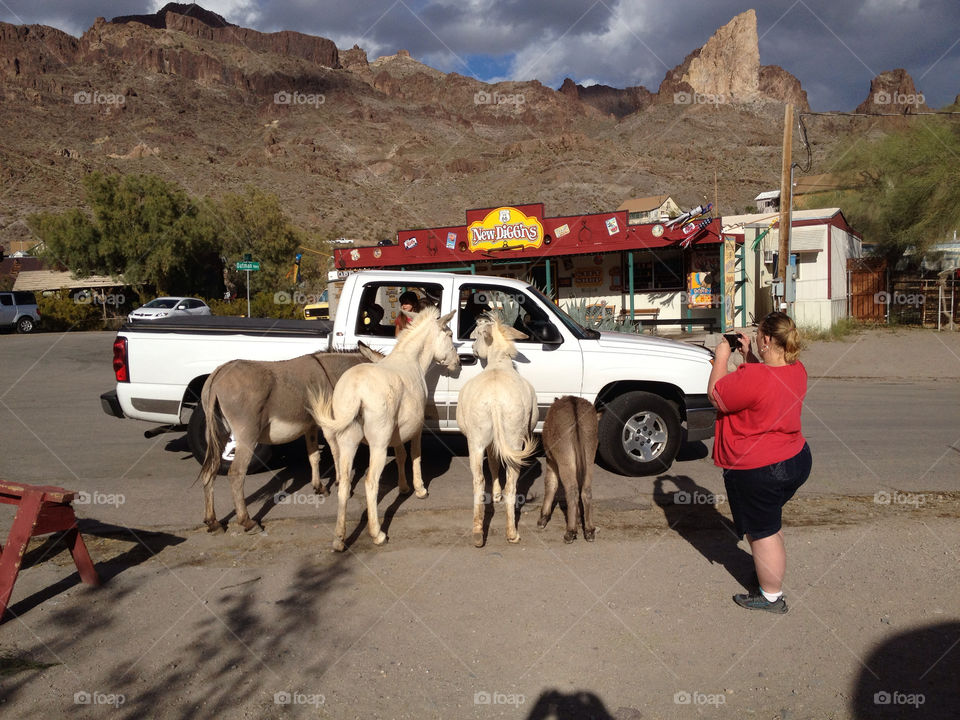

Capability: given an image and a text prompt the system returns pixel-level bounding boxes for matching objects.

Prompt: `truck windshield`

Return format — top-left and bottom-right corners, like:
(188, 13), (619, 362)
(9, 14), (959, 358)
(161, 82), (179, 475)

(524, 286), (598, 340)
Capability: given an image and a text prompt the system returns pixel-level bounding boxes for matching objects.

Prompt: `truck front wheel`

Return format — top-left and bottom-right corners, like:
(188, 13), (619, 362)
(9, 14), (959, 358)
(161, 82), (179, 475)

(597, 391), (682, 476)
(186, 404), (272, 475)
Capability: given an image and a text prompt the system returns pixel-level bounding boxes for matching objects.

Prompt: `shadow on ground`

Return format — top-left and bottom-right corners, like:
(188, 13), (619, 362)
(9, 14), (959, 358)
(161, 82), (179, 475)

(653, 474), (755, 591)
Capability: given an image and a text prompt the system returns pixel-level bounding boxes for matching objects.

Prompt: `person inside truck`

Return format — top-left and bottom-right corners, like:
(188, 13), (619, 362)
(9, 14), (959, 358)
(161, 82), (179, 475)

(358, 302), (390, 336)
(458, 290), (489, 339)
(394, 290), (419, 336)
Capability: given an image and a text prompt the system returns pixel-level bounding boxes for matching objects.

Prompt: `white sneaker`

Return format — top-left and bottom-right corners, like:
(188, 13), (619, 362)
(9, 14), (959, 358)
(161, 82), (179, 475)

(222, 438), (237, 461)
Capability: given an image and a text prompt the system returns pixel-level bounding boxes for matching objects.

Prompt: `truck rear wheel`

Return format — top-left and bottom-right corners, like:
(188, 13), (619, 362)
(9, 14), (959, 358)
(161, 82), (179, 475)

(187, 404), (272, 475)
(597, 391), (681, 476)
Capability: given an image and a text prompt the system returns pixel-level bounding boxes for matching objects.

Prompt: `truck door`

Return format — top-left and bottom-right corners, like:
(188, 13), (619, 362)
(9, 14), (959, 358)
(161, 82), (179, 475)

(345, 278), (454, 431)
(444, 283), (584, 431)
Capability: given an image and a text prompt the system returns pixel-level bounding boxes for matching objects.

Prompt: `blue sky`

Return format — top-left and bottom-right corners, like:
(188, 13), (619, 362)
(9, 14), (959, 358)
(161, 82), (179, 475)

(1, 0), (958, 110)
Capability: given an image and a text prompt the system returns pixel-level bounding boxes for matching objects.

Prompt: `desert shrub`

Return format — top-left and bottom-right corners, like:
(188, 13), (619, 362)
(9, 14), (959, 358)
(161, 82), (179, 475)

(36, 291), (102, 331)
(206, 292), (301, 319)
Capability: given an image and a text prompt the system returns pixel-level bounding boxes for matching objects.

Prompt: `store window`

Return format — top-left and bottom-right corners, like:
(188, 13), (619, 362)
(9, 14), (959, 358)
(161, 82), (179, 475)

(634, 249), (685, 290)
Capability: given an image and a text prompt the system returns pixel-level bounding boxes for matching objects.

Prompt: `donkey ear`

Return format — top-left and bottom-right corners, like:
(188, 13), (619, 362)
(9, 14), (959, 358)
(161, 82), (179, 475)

(500, 325), (528, 342)
(357, 341), (385, 363)
(439, 310), (456, 327)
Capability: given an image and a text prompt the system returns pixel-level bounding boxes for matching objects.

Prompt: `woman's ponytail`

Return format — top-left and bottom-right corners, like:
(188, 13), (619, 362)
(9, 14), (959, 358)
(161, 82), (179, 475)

(761, 312), (801, 363)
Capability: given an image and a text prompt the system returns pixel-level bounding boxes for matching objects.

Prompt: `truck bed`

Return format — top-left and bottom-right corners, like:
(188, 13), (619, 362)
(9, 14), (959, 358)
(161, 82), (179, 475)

(122, 316), (333, 338)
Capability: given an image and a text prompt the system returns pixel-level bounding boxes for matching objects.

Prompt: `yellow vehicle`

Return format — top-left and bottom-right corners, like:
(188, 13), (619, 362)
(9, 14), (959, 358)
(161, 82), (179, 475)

(303, 289), (329, 320)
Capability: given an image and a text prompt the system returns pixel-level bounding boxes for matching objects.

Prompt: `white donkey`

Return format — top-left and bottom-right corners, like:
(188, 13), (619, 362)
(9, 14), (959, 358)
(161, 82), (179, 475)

(312, 306), (460, 551)
(456, 313), (538, 547)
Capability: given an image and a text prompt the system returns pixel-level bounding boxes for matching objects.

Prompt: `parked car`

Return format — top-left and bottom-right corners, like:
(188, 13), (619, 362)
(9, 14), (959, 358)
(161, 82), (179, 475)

(303, 289), (329, 320)
(128, 297), (211, 322)
(0, 290), (41, 333)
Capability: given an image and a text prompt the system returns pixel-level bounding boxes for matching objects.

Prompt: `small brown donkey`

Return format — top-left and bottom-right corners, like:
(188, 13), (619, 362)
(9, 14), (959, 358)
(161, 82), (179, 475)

(197, 344), (382, 533)
(537, 396), (600, 543)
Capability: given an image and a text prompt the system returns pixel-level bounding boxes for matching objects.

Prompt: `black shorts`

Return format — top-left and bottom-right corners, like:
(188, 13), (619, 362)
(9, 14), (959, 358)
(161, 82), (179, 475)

(722, 443), (812, 540)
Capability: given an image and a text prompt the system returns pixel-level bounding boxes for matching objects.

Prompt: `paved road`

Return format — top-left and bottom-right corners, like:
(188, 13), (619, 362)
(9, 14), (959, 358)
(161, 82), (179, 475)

(1, 330), (958, 530)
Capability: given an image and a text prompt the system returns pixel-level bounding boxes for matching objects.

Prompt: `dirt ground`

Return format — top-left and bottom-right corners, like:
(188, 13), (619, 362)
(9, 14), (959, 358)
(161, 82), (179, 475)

(1, 326), (959, 719)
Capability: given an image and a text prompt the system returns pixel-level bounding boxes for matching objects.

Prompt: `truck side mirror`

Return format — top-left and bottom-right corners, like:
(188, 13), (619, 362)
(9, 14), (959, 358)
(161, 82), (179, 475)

(530, 321), (562, 345)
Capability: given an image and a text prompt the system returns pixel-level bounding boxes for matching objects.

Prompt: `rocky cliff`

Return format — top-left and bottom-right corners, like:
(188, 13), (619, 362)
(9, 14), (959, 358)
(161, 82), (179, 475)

(855, 68), (930, 114)
(559, 78), (654, 118)
(656, 9), (809, 110)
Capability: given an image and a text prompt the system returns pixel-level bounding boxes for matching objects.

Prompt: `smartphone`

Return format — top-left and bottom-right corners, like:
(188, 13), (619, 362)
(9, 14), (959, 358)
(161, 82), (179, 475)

(723, 333), (740, 349)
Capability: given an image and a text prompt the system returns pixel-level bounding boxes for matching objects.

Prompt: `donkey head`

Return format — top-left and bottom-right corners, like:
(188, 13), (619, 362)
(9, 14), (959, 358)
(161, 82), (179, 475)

(432, 309), (461, 372)
(470, 312), (527, 361)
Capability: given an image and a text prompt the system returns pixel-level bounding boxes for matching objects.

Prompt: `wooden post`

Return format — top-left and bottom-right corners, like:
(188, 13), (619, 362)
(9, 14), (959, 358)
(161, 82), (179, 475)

(778, 104), (794, 281)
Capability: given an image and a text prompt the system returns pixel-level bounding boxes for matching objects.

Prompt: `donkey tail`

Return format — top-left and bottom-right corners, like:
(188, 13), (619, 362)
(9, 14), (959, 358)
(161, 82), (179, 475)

(491, 408), (538, 473)
(308, 386), (360, 436)
(195, 372), (229, 486)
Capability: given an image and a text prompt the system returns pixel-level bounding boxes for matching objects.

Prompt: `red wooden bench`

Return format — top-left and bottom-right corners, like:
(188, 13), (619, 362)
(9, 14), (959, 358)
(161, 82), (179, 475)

(0, 480), (100, 619)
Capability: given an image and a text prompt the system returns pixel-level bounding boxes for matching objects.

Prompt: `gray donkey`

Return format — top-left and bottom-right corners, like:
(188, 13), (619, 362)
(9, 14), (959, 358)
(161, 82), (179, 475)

(197, 344), (382, 532)
(537, 395), (600, 542)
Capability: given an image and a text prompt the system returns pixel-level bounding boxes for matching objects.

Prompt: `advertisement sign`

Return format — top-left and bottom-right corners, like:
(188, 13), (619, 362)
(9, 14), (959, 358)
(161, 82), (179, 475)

(687, 272), (712, 307)
(723, 236), (736, 328)
(466, 206), (545, 253)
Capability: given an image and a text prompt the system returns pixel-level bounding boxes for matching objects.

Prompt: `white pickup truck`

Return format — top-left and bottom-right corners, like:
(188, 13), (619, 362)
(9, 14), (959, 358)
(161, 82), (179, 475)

(101, 270), (716, 476)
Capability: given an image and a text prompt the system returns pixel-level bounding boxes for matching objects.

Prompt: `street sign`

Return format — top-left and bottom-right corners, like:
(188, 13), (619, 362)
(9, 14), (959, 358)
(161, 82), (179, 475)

(236, 261), (260, 271)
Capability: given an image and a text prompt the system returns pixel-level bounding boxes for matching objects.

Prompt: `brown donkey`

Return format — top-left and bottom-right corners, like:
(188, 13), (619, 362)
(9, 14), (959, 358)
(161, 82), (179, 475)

(538, 396), (600, 543)
(197, 345), (382, 532)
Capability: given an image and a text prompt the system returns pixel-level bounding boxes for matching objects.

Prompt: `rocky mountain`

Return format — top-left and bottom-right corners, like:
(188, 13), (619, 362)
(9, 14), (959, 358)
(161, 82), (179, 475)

(656, 10), (809, 110)
(855, 68), (930, 114)
(0, 4), (922, 255)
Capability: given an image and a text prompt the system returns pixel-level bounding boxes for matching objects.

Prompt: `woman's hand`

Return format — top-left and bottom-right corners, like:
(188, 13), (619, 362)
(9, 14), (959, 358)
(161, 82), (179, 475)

(714, 338), (732, 363)
(739, 332), (751, 356)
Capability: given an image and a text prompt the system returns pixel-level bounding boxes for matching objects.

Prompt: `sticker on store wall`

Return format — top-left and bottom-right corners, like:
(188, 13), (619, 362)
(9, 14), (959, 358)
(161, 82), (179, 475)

(605, 217), (619, 235)
(554, 223), (570, 238)
(373, 248), (382, 258)
(404, 237), (418, 250)
(350, 249), (360, 261)
(446, 232), (457, 250)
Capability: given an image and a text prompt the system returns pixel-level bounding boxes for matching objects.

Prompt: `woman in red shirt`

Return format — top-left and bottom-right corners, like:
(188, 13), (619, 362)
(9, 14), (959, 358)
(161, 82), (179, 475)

(708, 311), (812, 614)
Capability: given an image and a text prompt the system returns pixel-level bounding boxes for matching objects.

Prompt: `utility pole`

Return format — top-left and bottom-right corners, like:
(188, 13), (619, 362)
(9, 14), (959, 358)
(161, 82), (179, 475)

(777, 103), (794, 283)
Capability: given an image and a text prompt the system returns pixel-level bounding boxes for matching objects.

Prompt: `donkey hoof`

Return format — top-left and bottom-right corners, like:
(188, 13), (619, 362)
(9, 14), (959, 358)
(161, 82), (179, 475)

(373, 531), (388, 546)
(415, 488), (428, 499)
(537, 517), (548, 529)
(493, 493), (503, 503)
(399, 486), (413, 495)
(584, 529), (596, 542)
(240, 519), (261, 533)
(314, 485), (329, 497)
(563, 531), (577, 544)
(332, 538), (346, 552)
(205, 520), (224, 534)
(472, 532), (485, 548)
(507, 534), (521, 544)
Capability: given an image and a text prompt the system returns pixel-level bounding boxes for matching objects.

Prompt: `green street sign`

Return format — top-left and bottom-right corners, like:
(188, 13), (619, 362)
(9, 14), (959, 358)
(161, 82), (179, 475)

(236, 261), (260, 271)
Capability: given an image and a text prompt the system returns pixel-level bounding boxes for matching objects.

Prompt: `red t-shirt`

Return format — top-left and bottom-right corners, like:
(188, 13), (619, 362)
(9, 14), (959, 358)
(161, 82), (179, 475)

(712, 361), (807, 469)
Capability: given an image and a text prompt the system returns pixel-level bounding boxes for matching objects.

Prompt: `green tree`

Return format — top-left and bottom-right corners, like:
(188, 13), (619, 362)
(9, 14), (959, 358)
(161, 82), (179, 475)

(832, 119), (960, 262)
(29, 172), (221, 296)
(207, 187), (316, 298)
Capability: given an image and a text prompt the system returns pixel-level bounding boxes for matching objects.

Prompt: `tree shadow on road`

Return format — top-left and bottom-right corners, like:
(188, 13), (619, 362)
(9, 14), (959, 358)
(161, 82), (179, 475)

(653, 475), (755, 591)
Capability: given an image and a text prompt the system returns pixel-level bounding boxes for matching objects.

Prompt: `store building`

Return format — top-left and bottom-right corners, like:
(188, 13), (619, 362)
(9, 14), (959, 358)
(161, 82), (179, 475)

(333, 202), (747, 333)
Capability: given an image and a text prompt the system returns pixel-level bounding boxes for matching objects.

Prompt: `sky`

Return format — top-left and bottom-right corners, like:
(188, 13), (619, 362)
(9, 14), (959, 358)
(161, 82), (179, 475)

(1, 0), (958, 111)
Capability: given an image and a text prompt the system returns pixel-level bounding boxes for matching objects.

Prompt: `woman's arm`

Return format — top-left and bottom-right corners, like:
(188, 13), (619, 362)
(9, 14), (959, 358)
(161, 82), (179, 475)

(708, 342), (732, 408)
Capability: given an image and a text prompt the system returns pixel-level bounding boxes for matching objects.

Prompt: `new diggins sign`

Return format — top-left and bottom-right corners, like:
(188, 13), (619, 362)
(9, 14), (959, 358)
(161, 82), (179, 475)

(466, 206), (545, 252)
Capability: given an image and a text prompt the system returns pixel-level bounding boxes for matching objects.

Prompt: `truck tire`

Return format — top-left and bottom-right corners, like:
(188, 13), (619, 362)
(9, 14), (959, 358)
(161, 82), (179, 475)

(597, 391), (682, 476)
(186, 403), (272, 475)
